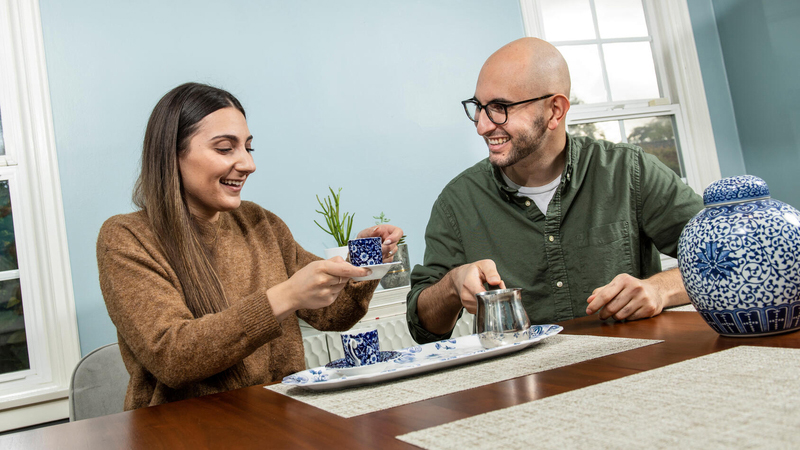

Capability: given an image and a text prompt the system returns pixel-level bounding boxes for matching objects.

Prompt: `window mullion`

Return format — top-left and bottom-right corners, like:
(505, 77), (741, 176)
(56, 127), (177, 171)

(549, 36), (652, 46)
(588, 0), (613, 103)
(568, 104), (681, 123)
(618, 121), (627, 144)
(0, 269), (21, 282)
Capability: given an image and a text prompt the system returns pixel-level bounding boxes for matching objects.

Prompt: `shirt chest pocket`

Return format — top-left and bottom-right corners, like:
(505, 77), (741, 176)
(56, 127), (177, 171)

(576, 221), (629, 247)
(573, 221), (633, 287)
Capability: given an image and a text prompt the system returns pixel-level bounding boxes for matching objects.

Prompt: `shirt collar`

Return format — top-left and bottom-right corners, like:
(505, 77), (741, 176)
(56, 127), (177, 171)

(491, 164), (518, 202)
(563, 132), (577, 185)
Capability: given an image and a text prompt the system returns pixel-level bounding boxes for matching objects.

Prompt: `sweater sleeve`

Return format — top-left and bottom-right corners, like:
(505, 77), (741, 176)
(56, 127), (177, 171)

(96, 216), (283, 389)
(263, 211), (378, 331)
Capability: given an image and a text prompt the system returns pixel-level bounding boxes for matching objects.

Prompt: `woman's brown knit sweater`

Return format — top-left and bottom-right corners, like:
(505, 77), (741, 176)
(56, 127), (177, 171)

(96, 201), (377, 410)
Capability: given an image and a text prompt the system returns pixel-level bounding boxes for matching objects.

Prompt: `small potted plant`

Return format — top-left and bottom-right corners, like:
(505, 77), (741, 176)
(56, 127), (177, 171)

(315, 187), (354, 259)
(373, 212), (410, 289)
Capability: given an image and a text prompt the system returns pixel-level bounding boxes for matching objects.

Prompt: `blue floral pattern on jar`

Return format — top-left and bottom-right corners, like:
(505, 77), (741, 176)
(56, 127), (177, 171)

(678, 175), (800, 336)
(702, 174), (770, 206)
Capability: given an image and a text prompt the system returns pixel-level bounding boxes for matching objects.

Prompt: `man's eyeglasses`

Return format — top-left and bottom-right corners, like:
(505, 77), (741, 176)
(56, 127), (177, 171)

(461, 94), (555, 125)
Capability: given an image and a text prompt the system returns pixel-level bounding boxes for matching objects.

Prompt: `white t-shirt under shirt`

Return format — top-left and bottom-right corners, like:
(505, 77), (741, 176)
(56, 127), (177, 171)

(501, 171), (561, 215)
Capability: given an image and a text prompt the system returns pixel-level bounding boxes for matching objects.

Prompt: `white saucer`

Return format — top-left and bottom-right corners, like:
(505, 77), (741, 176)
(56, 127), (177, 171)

(351, 261), (403, 281)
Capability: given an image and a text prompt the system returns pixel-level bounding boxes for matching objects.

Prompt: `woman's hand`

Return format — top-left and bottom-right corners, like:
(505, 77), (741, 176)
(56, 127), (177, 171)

(267, 258), (371, 320)
(357, 224), (404, 263)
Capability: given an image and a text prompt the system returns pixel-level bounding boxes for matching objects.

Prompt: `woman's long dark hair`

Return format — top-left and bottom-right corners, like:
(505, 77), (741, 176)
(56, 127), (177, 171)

(133, 82), (249, 391)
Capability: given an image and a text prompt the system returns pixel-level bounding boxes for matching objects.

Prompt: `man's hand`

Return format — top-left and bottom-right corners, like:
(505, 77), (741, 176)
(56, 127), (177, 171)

(585, 269), (688, 321)
(416, 259), (506, 334)
(450, 259), (506, 314)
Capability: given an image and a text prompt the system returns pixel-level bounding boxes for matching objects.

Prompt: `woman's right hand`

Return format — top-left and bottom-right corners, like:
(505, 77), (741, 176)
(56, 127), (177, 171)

(267, 257), (372, 320)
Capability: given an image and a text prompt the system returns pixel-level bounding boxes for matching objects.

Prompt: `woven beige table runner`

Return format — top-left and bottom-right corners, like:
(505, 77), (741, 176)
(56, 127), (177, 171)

(666, 303), (697, 312)
(267, 334), (659, 418)
(398, 345), (800, 449)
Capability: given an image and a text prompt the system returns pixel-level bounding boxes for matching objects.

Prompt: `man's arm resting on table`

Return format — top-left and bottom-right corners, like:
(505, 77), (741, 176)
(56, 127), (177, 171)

(647, 268), (690, 307)
(586, 268), (689, 321)
(416, 270), (464, 336)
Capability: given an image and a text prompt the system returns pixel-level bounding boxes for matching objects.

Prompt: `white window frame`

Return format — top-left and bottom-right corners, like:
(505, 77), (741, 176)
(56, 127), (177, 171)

(519, 0), (721, 194)
(0, 0), (81, 431)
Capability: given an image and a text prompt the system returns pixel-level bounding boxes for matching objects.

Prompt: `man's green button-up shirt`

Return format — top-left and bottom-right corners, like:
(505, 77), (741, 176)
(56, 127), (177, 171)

(407, 133), (704, 343)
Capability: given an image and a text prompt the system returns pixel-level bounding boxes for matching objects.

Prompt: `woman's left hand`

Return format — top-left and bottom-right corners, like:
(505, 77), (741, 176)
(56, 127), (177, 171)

(356, 224), (403, 263)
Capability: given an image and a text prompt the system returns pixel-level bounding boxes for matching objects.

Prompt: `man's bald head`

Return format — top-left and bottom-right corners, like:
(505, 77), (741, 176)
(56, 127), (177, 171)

(471, 38), (572, 177)
(477, 37), (570, 100)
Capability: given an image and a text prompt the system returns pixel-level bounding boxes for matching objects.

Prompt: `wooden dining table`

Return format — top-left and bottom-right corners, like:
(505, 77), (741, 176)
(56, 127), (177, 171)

(4, 310), (800, 449)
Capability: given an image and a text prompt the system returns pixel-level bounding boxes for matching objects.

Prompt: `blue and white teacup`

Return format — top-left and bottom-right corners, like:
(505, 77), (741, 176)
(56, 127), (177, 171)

(348, 237), (382, 267)
(341, 327), (380, 367)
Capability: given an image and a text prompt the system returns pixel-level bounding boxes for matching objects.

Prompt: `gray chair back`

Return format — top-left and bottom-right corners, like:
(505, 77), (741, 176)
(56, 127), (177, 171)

(68, 343), (130, 421)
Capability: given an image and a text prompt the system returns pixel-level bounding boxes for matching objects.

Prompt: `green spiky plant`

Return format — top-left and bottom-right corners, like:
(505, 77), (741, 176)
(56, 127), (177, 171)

(373, 212), (406, 245)
(315, 187), (354, 247)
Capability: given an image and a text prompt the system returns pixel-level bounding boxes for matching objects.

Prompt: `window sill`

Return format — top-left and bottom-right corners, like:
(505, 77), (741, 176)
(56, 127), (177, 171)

(0, 390), (69, 432)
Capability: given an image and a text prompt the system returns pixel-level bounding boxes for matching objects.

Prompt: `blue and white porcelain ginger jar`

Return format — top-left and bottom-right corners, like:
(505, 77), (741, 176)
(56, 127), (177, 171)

(677, 175), (800, 336)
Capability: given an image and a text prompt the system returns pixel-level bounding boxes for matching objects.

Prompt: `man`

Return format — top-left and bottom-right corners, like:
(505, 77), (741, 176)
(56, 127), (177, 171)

(407, 37), (704, 344)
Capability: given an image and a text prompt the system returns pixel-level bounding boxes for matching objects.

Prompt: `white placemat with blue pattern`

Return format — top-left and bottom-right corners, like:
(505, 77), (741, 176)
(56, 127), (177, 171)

(267, 333), (660, 418)
(397, 345), (799, 449)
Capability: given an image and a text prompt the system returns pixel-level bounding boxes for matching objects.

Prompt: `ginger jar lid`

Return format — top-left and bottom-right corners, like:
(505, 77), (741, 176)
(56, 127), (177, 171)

(703, 175), (770, 206)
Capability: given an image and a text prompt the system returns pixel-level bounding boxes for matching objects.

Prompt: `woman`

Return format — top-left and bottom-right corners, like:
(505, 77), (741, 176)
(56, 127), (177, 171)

(96, 82), (402, 410)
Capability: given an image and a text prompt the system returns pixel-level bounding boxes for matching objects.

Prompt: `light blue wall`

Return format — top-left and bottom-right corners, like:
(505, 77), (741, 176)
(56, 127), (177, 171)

(709, 0), (800, 206)
(39, 0), (525, 354)
(686, 0), (747, 178)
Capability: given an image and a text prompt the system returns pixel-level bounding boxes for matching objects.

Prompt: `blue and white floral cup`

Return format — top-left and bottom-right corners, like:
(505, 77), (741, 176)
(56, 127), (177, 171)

(348, 237), (383, 267)
(340, 327), (380, 367)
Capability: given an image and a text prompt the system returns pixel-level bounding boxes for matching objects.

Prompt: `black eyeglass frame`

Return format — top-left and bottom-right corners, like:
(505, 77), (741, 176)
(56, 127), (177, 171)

(461, 94), (556, 125)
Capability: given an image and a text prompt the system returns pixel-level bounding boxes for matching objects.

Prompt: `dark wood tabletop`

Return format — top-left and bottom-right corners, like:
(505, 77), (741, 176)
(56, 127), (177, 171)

(5, 311), (800, 449)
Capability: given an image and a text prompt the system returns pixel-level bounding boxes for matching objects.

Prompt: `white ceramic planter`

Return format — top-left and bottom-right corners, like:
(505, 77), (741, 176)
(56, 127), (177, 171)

(323, 246), (349, 260)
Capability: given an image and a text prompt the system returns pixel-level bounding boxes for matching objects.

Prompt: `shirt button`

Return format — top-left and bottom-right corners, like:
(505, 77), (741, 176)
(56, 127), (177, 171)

(548, 235), (555, 242)
(525, 200), (531, 207)
(556, 281), (563, 288)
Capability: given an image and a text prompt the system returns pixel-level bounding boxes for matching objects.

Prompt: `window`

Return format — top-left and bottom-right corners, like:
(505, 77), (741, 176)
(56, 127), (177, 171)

(0, 0), (80, 431)
(0, 176), (27, 377)
(569, 111), (684, 178)
(519, 0), (721, 194)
